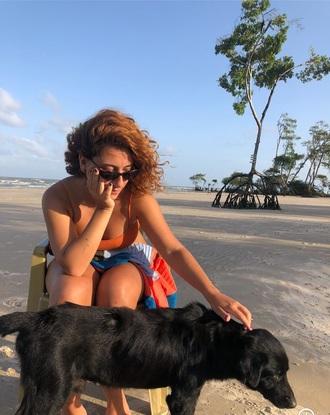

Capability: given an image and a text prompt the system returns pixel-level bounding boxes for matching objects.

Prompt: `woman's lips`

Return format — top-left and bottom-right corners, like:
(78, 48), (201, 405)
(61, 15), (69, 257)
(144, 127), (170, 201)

(111, 188), (121, 196)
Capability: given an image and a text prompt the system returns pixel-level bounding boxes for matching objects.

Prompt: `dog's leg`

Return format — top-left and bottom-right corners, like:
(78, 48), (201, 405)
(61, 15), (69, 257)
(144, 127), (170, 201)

(15, 382), (38, 415)
(16, 391), (68, 415)
(166, 384), (202, 415)
(16, 376), (73, 415)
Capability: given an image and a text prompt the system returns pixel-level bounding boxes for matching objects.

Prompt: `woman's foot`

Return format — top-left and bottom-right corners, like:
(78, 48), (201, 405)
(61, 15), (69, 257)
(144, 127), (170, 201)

(61, 405), (87, 415)
(61, 393), (87, 415)
(104, 388), (131, 415)
(105, 405), (131, 415)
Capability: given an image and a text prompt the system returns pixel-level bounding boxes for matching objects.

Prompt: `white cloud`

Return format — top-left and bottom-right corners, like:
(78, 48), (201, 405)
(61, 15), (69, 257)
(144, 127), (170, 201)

(159, 145), (176, 157)
(0, 88), (20, 111)
(39, 91), (75, 135)
(0, 111), (25, 128)
(41, 91), (60, 112)
(12, 136), (50, 158)
(48, 117), (74, 135)
(0, 132), (60, 160)
(0, 88), (25, 127)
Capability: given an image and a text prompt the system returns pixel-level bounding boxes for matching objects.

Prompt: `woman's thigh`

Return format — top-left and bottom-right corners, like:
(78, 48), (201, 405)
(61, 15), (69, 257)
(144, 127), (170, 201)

(95, 263), (144, 309)
(46, 260), (100, 306)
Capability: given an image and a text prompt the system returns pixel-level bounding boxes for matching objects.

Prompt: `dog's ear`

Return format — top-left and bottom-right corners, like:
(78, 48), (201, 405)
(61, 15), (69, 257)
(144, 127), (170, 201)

(240, 352), (267, 388)
(239, 334), (268, 388)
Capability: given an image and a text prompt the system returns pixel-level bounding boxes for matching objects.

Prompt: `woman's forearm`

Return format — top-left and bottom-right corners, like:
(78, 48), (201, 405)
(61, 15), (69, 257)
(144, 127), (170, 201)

(163, 246), (219, 299)
(163, 245), (252, 329)
(59, 208), (113, 276)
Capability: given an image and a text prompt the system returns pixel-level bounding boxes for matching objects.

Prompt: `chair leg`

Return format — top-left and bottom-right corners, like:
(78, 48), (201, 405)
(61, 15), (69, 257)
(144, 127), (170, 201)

(149, 387), (170, 415)
(18, 384), (24, 405)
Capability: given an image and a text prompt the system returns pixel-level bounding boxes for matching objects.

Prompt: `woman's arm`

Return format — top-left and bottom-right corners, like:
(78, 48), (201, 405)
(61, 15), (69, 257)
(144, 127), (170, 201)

(135, 194), (252, 329)
(42, 171), (114, 276)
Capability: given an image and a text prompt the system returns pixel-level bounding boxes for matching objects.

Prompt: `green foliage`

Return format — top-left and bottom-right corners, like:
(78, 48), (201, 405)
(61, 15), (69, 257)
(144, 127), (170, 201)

(303, 121), (330, 189)
(277, 113), (299, 142)
(315, 174), (329, 193)
(297, 50), (330, 82)
(216, 2), (330, 116)
(289, 180), (315, 196)
(189, 173), (207, 187)
(215, 0), (293, 115)
(274, 153), (304, 175)
(272, 113), (304, 184)
(222, 171), (248, 186)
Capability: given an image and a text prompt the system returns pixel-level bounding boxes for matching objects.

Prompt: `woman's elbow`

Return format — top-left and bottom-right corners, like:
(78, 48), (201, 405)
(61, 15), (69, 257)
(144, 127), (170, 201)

(58, 259), (89, 277)
(163, 244), (187, 261)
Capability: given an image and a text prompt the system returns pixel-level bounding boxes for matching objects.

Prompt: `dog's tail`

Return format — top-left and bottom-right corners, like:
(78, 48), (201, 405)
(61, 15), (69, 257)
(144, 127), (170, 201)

(0, 311), (36, 337)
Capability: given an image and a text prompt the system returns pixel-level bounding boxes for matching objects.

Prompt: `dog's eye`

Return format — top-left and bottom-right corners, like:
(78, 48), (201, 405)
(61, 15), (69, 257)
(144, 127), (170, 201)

(273, 374), (281, 382)
(261, 373), (282, 389)
(260, 375), (276, 389)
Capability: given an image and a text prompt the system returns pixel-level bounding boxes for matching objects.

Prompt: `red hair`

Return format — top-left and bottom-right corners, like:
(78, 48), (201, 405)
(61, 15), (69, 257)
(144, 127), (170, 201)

(65, 109), (165, 194)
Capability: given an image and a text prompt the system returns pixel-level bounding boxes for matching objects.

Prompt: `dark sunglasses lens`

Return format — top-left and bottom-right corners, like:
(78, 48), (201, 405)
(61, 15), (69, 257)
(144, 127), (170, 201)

(123, 170), (138, 180)
(98, 169), (138, 181)
(99, 171), (118, 181)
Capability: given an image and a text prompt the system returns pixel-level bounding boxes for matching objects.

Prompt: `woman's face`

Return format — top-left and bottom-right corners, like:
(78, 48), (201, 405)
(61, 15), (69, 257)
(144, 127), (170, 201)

(84, 146), (135, 199)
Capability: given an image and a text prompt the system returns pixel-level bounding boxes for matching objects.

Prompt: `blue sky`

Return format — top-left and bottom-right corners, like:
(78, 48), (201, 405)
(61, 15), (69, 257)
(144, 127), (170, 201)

(0, 0), (329, 186)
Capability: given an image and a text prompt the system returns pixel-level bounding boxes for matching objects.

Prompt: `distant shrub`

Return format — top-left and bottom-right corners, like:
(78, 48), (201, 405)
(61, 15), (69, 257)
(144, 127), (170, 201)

(288, 180), (316, 196)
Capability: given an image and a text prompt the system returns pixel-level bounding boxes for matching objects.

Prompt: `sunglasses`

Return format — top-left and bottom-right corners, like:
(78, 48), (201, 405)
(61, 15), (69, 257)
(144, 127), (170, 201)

(89, 159), (139, 181)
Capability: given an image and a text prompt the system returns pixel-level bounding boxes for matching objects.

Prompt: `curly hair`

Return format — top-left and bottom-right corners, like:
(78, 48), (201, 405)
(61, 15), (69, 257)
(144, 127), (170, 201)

(65, 109), (164, 194)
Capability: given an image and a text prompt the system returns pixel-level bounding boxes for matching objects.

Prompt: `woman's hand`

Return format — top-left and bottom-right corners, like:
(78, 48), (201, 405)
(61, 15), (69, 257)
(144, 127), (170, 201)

(205, 288), (253, 330)
(86, 166), (115, 211)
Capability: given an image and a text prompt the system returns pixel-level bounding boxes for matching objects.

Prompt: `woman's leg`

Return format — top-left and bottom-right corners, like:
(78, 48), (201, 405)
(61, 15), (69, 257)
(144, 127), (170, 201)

(95, 263), (144, 415)
(46, 260), (100, 415)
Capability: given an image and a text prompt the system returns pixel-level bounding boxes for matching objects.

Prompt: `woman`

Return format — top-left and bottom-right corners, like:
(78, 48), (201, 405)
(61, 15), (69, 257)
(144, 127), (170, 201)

(43, 109), (252, 415)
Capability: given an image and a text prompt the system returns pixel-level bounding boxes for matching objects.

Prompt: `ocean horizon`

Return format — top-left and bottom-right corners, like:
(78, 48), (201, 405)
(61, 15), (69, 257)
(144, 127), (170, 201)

(0, 176), (194, 192)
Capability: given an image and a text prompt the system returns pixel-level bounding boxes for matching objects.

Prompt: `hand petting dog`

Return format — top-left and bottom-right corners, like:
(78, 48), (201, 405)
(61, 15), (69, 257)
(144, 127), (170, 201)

(205, 288), (253, 330)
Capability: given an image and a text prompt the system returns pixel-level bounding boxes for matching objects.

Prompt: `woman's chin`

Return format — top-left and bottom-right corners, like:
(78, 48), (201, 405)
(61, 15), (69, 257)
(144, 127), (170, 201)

(111, 191), (120, 199)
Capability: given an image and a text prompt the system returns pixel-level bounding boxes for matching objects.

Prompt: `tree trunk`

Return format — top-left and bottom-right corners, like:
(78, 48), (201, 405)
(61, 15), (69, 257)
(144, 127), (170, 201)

(304, 159), (314, 185)
(310, 152), (324, 187)
(285, 167), (293, 185)
(249, 124), (263, 175)
(290, 155), (309, 183)
(274, 136), (281, 168)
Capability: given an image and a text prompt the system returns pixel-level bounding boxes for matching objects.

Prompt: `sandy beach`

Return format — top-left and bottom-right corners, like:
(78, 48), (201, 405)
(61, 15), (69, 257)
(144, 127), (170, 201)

(0, 187), (329, 415)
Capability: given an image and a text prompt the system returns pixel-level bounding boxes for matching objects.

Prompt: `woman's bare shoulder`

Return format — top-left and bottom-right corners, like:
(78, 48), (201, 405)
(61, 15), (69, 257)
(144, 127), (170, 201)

(42, 176), (81, 209)
(131, 192), (161, 219)
(132, 192), (156, 207)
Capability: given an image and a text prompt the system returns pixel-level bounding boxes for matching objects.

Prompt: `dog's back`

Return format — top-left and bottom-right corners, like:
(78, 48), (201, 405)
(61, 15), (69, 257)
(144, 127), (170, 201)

(0, 311), (36, 337)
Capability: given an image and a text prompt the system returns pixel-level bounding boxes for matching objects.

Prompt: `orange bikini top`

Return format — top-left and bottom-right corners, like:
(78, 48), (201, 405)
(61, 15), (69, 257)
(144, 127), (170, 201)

(97, 194), (140, 251)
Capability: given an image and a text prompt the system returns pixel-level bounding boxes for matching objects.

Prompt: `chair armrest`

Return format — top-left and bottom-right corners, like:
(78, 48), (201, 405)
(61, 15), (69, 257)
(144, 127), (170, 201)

(27, 237), (50, 311)
(32, 237), (50, 257)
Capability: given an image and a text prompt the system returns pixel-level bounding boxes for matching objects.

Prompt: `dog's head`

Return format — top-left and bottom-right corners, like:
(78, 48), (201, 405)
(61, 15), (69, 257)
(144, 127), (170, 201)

(238, 329), (296, 409)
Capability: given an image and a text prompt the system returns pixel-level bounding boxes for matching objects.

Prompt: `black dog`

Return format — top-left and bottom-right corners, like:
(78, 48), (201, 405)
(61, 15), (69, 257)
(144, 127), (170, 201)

(0, 302), (296, 414)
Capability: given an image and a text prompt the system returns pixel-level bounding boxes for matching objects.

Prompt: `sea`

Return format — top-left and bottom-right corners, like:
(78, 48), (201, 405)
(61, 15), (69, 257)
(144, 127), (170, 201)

(0, 176), (57, 189)
(0, 176), (194, 192)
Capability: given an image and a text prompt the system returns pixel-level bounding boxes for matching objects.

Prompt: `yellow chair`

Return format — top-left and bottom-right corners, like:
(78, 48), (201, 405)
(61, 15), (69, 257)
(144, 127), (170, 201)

(27, 237), (169, 415)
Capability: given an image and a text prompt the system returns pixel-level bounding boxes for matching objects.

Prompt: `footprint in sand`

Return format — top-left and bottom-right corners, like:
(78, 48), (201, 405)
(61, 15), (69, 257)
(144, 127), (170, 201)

(2, 297), (27, 308)
(0, 346), (15, 358)
(0, 367), (20, 378)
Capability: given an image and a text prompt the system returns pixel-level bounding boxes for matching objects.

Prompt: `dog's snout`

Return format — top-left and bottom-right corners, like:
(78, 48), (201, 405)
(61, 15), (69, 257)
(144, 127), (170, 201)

(283, 394), (297, 408)
(272, 394), (297, 409)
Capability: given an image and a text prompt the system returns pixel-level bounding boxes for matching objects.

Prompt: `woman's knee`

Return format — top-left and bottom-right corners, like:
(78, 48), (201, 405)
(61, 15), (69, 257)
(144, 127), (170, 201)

(95, 264), (143, 309)
(46, 260), (99, 306)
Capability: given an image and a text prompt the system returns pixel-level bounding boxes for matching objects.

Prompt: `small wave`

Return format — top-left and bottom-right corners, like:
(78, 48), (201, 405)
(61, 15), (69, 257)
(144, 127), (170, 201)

(0, 176), (57, 189)
(164, 186), (195, 192)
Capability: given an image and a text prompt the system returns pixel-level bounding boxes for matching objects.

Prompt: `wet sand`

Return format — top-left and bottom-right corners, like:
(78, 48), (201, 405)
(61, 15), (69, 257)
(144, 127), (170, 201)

(0, 188), (329, 414)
